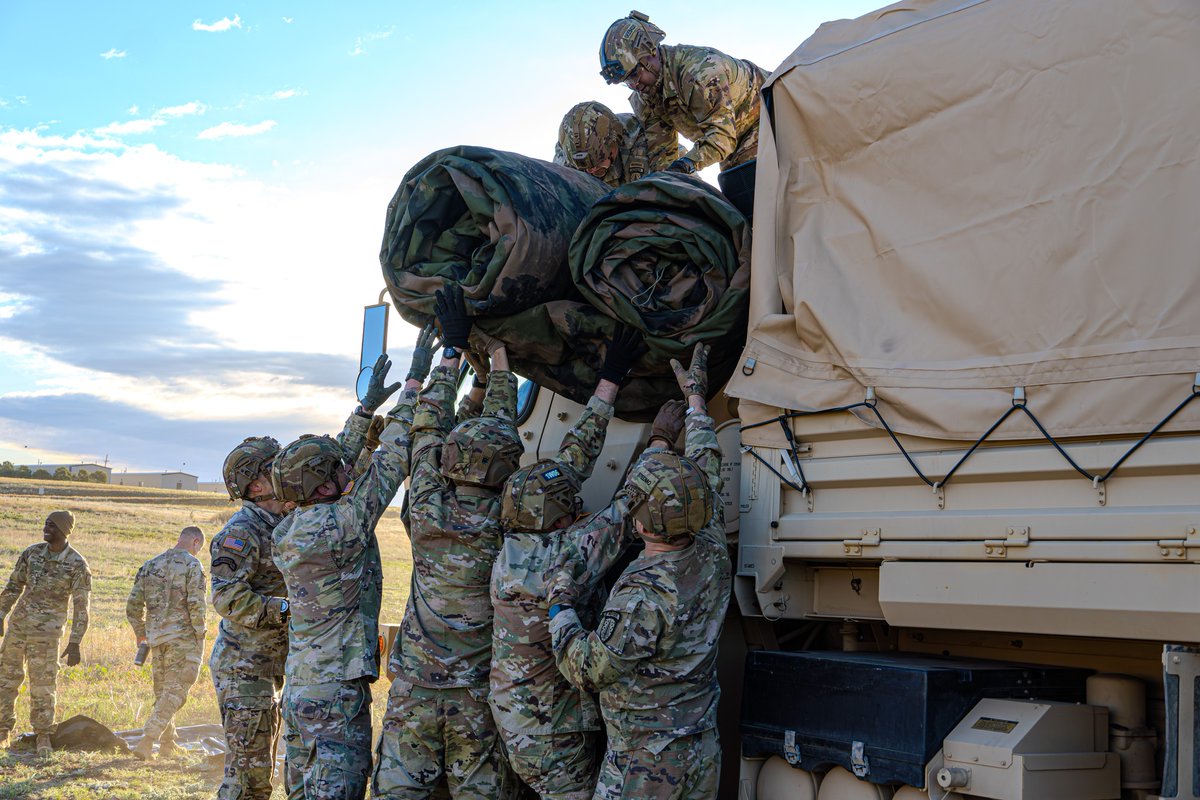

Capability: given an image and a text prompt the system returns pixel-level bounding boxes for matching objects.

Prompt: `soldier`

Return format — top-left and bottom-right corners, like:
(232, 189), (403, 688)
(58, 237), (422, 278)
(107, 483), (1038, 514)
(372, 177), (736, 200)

(127, 525), (207, 760)
(487, 326), (644, 800)
(598, 12), (767, 176)
(209, 330), (436, 800)
(373, 285), (524, 800)
(271, 332), (437, 800)
(549, 344), (730, 799)
(0, 510), (91, 757)
(554, 101), (676, 188)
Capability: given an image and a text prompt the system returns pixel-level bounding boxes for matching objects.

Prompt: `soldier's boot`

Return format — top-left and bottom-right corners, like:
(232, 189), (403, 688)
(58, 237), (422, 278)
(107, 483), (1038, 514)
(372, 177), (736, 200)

(132, 735), (156, 761)
(157, 738), (184, 758)
(35, 735), (51, 758)
(0, 729), (10, 749)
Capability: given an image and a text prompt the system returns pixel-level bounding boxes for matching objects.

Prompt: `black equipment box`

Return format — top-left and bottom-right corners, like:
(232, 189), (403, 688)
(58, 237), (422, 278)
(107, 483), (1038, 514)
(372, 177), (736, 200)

(741, 650), (1089, 787)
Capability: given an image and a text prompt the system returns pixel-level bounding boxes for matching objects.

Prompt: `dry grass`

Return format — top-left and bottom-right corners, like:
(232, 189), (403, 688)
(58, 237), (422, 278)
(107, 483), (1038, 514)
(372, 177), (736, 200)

(0, 477), (414, 798)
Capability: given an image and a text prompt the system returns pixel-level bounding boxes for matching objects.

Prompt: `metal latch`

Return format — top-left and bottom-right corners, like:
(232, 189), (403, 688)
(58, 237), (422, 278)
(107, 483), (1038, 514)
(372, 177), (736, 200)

(984, 527), (1029, 558)
(1158, 528), (1200, 560)
(784, 730), (801, 766)
(851, 740), (870, 778)
(742, 357), (757, 376)
(843, 528), (881, 557)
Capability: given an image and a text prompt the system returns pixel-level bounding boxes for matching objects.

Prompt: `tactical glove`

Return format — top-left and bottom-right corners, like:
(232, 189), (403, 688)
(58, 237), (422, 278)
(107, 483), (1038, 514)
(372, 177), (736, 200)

(667, 157), (696, 175)
(463, 351), (490, 389)
(670, 342), (710, 399)
(650, 399), (686, 446)
(597, 324), (646, 385)
(434, 284), (472, 350)
(360, 353), (402, 414)
(406, 323), (439, 383)
(61, 642), (81, 666)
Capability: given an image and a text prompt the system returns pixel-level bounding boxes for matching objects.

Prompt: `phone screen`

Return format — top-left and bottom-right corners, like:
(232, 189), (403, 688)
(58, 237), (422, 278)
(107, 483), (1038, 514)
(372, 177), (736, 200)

(357, 303), (390, 403)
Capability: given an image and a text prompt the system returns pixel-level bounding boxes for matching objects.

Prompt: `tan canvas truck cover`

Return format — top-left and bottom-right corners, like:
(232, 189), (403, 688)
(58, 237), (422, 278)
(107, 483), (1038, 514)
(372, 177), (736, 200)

(728, 0), (1200, 448)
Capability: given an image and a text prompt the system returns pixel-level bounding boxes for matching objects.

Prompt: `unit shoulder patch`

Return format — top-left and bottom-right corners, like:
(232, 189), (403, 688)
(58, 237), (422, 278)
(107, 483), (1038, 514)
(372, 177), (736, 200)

(597, 610), (621, 642)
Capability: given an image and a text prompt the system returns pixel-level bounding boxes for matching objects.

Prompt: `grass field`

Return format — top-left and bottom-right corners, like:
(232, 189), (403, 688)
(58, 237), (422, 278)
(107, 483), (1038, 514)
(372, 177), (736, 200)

(0, 476), (414, 799)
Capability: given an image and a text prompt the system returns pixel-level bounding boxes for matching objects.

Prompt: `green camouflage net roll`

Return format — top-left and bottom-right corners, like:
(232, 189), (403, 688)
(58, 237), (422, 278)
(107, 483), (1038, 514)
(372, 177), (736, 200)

(380, 146), (609, 323)
(478, 172), (751, 419)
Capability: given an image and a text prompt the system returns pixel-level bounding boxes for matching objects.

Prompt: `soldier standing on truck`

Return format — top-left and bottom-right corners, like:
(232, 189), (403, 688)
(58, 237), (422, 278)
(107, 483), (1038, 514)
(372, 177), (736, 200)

(373, 285), (523, 800)
(127, 525), (207, 760)
(554, 101), (675, 188)
(271, 332), (436, 800)
(599, 11), (767, 177)
(549, 344), (730, 800)
(0, 510), (91, 758)
(488, 325), (646, 800)
(209, 330), (435, 800)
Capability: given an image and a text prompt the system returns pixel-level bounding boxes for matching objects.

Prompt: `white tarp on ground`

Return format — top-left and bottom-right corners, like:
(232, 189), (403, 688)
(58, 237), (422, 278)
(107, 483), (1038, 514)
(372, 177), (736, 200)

(728, 0), (1200, 447)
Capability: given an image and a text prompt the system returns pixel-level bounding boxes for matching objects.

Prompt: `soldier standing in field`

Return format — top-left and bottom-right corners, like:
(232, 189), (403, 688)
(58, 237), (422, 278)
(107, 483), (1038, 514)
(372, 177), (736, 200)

(127, 525), (208, 760)
(373, 285), (524, 800)
(271, 333), (437, 800)
(554, 101), (677, 188)
(598, 12), (766, 182)
(208, 329), (436, 800)
(0, 510), (91, 758)
(487, 326), (645, 800)
(549, 344), (730, 800)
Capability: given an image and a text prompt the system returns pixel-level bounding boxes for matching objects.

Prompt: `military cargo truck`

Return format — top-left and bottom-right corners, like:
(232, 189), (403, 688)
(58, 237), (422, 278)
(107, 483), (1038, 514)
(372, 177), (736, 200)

(500, 1), (1200, 799)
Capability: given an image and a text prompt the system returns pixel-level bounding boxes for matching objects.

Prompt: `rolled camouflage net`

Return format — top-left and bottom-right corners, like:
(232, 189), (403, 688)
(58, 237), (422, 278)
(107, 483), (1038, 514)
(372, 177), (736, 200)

(381, 146), (610, 323)
(483, 172), (750, 419)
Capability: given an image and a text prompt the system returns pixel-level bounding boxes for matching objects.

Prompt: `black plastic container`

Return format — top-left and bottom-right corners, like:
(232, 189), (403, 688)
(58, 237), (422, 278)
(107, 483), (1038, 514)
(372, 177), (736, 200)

(740, 650), (1090, 787)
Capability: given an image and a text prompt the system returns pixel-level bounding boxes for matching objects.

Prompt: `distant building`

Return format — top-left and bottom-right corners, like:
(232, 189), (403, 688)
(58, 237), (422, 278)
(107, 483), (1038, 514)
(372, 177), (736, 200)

(19, 463), (113, 480)
(112, 471), (199, 491)
(197, 481), (228, 494)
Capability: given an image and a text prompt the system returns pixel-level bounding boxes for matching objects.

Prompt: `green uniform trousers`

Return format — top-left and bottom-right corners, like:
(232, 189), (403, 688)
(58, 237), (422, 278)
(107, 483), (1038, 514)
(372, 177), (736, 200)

(0, 633), (59, 735)
(282, 678), (372, 800)
(215, 671), (283, 800)
(593, 730), (720, 800)
(142, 637), (202, 744)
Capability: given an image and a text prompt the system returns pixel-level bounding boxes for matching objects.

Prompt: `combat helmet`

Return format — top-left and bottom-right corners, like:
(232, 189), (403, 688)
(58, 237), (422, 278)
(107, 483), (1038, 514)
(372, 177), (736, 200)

(599, 11), (665, 84)
(271, 434), (345, 506)
(501, 459), (582, 532)
(222, 436), (281, 501)
(440, 416), (524, 490)
(558, 102), (623, 175)
(625, 451), (712, 541)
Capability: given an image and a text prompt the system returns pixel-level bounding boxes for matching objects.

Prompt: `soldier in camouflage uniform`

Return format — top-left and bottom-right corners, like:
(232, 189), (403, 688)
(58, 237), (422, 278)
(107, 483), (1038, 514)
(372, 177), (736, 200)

(210, 333), (437, 800)
(549, 344), (730, 799)
(271, 334), (438, 800)
(0, 510), (91, 757)
(374, 285), (524, 800)
(553, 102), (677, 188)
(599, 12), (767, 174)
(487, 326), (644, 800)
(127, 525), (208, 760)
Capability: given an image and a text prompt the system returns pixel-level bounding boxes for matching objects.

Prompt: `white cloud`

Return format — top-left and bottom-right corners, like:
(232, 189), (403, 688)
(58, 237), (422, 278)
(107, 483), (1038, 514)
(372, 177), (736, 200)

(128, 104), (139, 115)
(350, 29), (393, 56)
(100, 48), (127, 60)
(196, 120), (277, 140)
(95, 118), (166, 136)
(193, 14), (242, 32)
(282, 16), (293, 23)
(272, 89), (304, 100)
(157, 101), (206, 118)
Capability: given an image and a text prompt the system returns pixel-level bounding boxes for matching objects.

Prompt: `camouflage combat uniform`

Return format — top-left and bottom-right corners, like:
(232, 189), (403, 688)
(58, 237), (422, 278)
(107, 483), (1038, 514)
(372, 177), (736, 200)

(272, 402), (416, 800)
(126, 547), (207, 747)
(489, 397), (614, 799)
(554, 103), (676, 188)
(373, 366), (520, 800)
(211, 412), (376, 800)
(551, 409), (730, 800)
(632, 43), (767, 172)
(0, 543), (91, 737)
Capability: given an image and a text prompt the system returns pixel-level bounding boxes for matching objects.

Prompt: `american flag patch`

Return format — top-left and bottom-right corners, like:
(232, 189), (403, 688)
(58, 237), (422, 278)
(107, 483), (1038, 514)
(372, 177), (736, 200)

(221, 536), (247, 553)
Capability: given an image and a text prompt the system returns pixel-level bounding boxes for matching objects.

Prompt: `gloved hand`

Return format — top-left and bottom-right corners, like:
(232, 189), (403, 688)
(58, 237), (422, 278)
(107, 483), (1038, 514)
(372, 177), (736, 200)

(670, 342), (709, 399)
(666, 157), (696, 175)
(406, 323), (439, 383)
(61, 642), (81, 666)
(463, 351), (490, 389)
(360, 353), (402, 414)
(597, 324), (646, 385)
(434, 284), (472, 350)
(650, 399), (686, 446)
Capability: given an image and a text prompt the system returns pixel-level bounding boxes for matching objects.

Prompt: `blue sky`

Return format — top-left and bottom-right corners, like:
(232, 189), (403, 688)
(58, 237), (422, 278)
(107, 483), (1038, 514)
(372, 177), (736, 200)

(0, 1), (883, 480)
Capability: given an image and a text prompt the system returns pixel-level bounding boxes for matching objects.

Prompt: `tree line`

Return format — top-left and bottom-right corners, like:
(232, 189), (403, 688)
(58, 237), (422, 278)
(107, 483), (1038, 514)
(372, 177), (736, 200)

(0, 462), (109, 483)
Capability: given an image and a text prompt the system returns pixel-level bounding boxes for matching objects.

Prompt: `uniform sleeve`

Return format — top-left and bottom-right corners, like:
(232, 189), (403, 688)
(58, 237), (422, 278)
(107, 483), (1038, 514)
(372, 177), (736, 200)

(187, 560), (207, 641)
(210, 527), (284, 629)
(633, 91), (683, 174)
(684, 409), (726, 549)
(68, 560), (91, 645)
(551, 589), (661, 692)
(555, 395), (614, 482)
(456, 391), (482, 423)
(550, 488), (638, 603)
(0, 551), (28, 620)
(335, 411), (373, 466)
(408, 366), (457, 502)
(125, 567), (146, 640)
(481, 369), (518, 424)
(677, 54), (743, 170)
